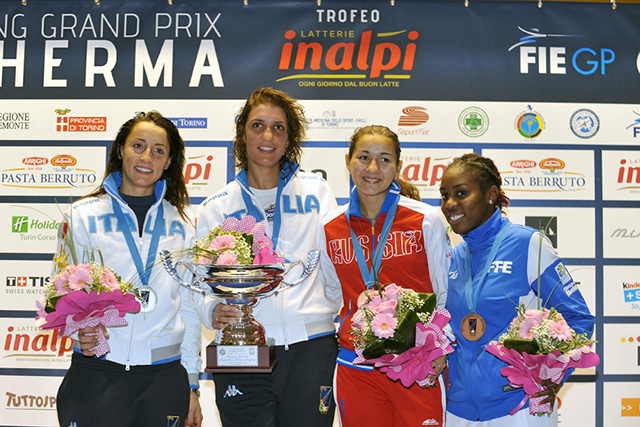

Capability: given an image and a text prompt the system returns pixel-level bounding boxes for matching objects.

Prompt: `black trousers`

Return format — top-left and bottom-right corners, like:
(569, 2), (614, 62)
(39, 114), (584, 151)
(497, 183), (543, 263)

(213, 334), (338, 427)
(57, 352), (190, 427)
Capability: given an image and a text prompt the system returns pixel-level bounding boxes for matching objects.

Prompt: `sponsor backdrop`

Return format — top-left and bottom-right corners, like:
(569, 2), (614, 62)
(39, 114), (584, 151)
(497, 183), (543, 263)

(1, 0), (639, 426)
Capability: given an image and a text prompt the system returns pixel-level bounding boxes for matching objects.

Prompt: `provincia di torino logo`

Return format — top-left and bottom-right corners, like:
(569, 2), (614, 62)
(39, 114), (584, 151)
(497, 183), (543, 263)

(55, 109), (107, 132)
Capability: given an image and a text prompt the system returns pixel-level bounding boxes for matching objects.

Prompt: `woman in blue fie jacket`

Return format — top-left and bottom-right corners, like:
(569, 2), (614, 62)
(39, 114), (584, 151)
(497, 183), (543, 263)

(439, 153), (594, 427)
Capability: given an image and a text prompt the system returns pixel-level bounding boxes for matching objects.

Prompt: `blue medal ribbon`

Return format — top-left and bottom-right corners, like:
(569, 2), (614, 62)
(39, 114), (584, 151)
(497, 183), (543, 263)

(111, 197), (165, 287)
(463, 222), (511, 313)
(346, 192), (400, 288)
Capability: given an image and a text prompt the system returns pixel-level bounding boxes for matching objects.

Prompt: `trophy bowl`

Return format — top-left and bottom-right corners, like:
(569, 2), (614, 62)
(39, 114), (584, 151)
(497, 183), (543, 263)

(159, 249), (319, 372)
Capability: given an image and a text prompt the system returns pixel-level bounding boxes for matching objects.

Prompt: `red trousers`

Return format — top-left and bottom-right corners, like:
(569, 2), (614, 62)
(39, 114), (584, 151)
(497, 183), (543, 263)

(335, 363), (446, 427)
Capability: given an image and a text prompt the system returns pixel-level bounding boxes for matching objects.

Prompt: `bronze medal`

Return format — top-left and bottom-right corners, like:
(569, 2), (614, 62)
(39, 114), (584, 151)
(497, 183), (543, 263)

(460, 313), (486, 341)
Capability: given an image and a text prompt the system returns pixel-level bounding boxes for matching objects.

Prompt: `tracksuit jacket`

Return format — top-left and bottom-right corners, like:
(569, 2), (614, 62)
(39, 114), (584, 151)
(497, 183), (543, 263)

(60, 172), (210, 386)
(319, 183), (451, 369)
(196, 164), (341, 345)
(446, 208), (595, 422)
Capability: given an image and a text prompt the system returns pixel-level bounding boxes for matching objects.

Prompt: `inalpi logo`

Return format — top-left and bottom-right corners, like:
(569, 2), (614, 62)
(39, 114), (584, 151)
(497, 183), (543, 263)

(278, 29), (419, 79)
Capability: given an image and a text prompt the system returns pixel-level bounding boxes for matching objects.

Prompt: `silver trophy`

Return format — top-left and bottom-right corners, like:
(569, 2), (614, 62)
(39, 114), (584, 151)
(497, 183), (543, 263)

(160, 249), (319, 372)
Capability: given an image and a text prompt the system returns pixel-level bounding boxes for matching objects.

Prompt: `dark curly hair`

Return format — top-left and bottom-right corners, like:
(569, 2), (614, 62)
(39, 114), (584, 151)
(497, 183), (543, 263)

(85, 111), (190, 221)
(348, 125), (421, 201)
(445, 153), (510, 210)
(233, 87), (308, 173)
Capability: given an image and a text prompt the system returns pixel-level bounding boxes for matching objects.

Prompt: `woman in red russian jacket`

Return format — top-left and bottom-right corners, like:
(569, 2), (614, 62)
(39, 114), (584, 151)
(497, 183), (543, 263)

(319, 125), (451, 427)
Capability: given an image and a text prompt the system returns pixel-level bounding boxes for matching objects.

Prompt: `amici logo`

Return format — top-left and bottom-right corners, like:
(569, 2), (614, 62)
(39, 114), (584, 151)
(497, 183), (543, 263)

(509, 27), (615, 76)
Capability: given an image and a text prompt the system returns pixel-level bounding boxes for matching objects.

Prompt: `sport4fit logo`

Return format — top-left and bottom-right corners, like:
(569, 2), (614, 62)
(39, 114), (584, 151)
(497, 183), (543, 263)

(398, 106), (429, 126)
(396, 106), (430, 137)
(223, 384), (244, 398)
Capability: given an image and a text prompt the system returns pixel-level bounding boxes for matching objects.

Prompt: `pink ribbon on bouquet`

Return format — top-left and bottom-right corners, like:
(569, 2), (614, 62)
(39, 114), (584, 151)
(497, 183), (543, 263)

(358, 308), (454, 388)
(65, 307), (128, 357)
(486, 342), (600, 415)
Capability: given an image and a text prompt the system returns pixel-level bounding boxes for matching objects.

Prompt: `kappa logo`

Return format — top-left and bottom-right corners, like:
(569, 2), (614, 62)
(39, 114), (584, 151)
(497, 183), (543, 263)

(223, 384), (244, 398)
(422, 419), (440, 426)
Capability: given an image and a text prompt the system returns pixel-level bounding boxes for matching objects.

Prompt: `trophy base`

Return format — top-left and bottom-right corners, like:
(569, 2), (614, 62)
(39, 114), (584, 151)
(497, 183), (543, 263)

(205, 338), (277, 373)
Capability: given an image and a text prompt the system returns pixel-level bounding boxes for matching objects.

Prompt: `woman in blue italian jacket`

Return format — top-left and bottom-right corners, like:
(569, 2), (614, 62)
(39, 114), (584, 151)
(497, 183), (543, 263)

(439, 153), (594, 426)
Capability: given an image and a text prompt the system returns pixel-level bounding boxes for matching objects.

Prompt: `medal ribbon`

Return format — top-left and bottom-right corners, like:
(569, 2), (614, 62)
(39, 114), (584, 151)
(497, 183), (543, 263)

(463, 222), (511, 313)
(111, 197), (165, 287)
(346, 193), (400, 288)
(238, 170), (286, 250)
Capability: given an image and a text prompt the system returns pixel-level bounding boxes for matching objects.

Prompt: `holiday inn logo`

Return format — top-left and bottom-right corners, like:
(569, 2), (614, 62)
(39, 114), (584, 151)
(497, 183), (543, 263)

(12, 216), (29, 233)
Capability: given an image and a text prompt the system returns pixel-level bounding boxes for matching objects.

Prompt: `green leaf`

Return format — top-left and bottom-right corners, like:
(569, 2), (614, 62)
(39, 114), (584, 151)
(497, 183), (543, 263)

(503, 338), (540, 354)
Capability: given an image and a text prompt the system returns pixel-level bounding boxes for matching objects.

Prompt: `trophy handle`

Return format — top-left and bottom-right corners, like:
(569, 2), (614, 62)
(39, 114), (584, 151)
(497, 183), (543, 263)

(278, 249), (320, 290)
(159, 249), (209, 295)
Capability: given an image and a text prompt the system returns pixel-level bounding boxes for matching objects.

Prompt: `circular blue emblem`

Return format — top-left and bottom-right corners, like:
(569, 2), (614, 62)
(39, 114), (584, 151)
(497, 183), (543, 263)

(570, 109), (600, 139)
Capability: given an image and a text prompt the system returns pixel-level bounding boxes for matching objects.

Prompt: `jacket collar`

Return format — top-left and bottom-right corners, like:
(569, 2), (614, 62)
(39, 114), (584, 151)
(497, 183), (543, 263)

(103, 172), (167, 208)
(347, 180), (401, 220)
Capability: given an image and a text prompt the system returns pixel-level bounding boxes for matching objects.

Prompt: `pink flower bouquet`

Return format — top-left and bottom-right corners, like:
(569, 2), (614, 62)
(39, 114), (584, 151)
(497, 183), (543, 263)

(36, 263), (141, 357)
(485, 306), (599, 415)
(351, 284), (453, 388)
(194, 216), (284, 265)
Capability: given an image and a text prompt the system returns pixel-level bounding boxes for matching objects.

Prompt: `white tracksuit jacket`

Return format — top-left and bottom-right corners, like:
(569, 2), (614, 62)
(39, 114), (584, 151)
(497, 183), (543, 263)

(196, 165), (341, 345)
(58, 172), (214, 386)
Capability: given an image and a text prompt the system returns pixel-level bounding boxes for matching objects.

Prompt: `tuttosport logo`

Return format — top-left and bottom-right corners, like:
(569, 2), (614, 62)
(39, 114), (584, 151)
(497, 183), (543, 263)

(5, 392), (57, 410)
